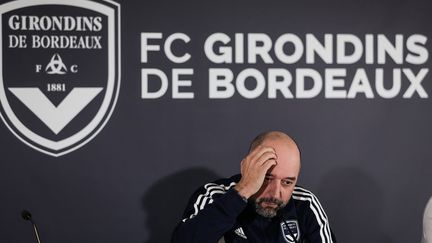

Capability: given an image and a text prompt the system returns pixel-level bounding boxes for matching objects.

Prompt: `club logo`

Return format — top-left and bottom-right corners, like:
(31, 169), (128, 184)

(0, 0), (120, 156)
(44, 53), (68, 75)
(281, 220), (300, 242)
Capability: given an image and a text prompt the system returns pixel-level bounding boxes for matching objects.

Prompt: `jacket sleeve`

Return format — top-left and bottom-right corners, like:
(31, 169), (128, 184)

(293, 187), (337, 243)
(171, 183), (247, 243)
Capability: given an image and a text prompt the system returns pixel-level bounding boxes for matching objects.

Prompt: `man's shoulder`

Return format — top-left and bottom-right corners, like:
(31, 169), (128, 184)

(196, 174), (241, 192)
(291, 185), (329, 221)
(211, 174), (241, 186)
(189, 174), (241, 198)
(292, 185), (322, 206)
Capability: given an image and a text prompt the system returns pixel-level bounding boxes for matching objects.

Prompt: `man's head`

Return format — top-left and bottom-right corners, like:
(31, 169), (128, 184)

(249, 131), (301, 218)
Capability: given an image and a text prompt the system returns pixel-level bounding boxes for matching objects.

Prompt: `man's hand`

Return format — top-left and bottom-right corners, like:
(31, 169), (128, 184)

(234, 145), (277, 199)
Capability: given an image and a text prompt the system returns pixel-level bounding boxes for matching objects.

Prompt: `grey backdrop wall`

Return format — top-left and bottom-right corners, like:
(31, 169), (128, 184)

(1, 0), (432, 242)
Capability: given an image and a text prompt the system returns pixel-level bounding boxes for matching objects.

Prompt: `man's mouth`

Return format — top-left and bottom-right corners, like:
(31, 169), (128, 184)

(261, 201), (278, 208)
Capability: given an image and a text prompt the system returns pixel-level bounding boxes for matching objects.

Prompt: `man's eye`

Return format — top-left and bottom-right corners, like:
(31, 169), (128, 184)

(264, 177), (271, 181)
(282, 180), (293, 186)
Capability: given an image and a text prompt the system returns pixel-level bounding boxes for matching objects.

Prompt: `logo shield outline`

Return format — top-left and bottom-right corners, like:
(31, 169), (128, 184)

(280, 220), (300, 242)
(0, 0), (121, 157)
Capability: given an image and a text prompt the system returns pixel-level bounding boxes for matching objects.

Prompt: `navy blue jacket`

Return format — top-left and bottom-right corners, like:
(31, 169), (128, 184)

(172, 175), (336, 243)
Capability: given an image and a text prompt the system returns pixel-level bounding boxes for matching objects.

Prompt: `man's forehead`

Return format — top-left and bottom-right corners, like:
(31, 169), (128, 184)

(267, 166), (298, 179)
(266, 171), (297, 180)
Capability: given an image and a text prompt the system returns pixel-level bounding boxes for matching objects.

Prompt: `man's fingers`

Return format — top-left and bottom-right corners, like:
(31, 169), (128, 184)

(262, 159), (277, 171)
(248, 145), (275, 159)
(242, 146), (277, 174)
(249, 146), (276, 164)
(240, 159), (245, 174)
(255, 151), (277, 166)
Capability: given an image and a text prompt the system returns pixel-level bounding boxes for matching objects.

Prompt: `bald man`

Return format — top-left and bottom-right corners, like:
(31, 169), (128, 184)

(172, 131), (336, 243)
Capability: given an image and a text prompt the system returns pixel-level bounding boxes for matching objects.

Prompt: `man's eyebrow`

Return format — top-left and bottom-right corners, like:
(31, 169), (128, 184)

(265, 174), (296, 181)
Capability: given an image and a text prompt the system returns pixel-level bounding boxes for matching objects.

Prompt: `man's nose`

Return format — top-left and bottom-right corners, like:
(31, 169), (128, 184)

(268, 180), (282, 198)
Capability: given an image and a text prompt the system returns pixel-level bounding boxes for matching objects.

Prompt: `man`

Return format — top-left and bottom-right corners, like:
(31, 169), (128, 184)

(172, 131), (336, 242)
(422, 197), (432, 243)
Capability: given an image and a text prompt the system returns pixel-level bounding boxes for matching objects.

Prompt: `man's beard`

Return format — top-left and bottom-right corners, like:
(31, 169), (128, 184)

(254, 197), (287, 218)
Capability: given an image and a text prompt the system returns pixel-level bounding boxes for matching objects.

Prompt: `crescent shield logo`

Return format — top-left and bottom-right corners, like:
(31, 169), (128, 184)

(281, 220), (300, 242)
(0, 0), (121, 156)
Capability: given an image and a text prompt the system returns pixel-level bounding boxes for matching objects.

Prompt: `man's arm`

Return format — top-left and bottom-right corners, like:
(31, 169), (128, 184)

(171, 183), (247, 243)
(292, 187), (336, 243)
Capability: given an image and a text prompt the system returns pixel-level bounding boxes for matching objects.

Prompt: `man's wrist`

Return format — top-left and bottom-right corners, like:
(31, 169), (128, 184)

(233, 187), (249, 203)
(234, 184), (253, 199)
